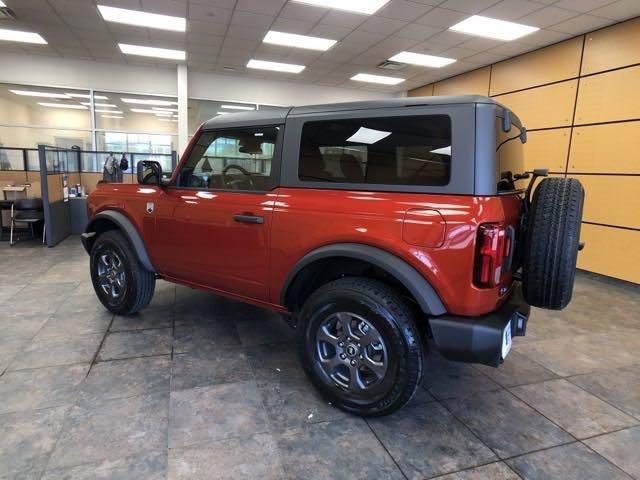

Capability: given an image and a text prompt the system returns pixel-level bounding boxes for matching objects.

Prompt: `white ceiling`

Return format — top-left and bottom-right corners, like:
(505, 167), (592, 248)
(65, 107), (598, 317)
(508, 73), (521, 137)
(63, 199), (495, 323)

(0, 0), (638, 93)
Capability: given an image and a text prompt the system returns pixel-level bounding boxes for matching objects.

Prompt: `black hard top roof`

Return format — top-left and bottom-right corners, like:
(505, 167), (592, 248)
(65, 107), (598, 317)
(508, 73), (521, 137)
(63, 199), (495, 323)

(201, 95), (509, 130)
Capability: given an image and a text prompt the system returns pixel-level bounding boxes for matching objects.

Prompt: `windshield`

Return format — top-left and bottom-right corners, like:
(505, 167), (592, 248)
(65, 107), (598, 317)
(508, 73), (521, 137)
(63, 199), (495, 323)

(496, 113), (526, 191)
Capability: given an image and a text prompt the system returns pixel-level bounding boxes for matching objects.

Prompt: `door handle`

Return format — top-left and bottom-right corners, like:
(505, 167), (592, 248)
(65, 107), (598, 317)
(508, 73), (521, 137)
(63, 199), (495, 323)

(233, 213), (264, 224)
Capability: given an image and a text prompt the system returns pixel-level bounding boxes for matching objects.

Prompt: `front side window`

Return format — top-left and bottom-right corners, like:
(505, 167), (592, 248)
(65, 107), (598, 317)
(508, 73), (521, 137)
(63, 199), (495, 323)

(176, 126), (278, 191)
(299, 115), (451, 186)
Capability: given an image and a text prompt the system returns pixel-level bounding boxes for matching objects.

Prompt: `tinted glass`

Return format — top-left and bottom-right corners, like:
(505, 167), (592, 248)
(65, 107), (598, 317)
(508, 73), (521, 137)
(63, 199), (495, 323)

(496, 115), (525, 191)
(299, 115), (451, 186)
(176, 127), (278, 191)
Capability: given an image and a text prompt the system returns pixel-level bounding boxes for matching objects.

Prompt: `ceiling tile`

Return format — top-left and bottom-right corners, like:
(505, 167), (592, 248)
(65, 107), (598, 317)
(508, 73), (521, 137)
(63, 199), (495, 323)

(188, 19), (229, 35)
(517, 6), (580, 28)
(230, 10), (275, 28)
(550, 14), (614, 34)
(235, 0), (287, 16)
(479, 0), (546, 21)
(343, 30), (388, 46)
(414, 7), (469, 28)
(376, 0), (433, 21)
(279, 3), (328, 22)
(309, 24), (353, 40)
(590, 0), (640, 20)
(394, 23), (441, 41)
(438, 0), (503, 14)
(457, 36), (503, 51)
(320, 10), (368, 29)
(358, 16), (407, 35)
(140, 0), (186, 17)
(188, 3), (233, 23)
(516, 28), (573, 46)
(553, 0), (621, 13)
(270, 17), (315, 34)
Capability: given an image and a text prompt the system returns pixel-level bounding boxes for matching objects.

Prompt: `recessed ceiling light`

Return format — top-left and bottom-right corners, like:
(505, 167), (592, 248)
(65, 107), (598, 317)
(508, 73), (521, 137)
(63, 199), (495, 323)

(80, 102), (117, 108)
(97, 5), (186, 32)
(10, 90), (69, 98)
(389, 51), (456, 68)
(38, 103), (87, 109)
(263, 30), (336, 51)
(121, 98), (177, 106)
(291, 0), (390, 15)
(66, 93), (109, 100)
(351, 73), (404, 85)
(118, 43), (186, 61)
(95, 109), (123, 114)
(101, 115), (124, 119)
(0, 28), (47, 45)
(247, 59), (305, 73)
(449, 15), (539, 41)
(221, 104), (254, 110)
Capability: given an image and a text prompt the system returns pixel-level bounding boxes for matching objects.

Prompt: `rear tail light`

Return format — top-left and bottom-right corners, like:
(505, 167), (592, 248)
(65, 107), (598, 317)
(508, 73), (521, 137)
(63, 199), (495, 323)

(474, 223), (508, 288)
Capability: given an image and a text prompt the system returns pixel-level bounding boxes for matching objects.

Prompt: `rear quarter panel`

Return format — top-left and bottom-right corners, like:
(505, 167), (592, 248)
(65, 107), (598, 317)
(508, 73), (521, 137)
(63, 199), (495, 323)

(270, 188), (508, 316)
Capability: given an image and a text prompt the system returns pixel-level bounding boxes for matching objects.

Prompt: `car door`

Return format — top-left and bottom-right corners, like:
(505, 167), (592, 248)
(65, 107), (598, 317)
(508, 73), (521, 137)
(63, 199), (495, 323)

(153, 125), (282, 302)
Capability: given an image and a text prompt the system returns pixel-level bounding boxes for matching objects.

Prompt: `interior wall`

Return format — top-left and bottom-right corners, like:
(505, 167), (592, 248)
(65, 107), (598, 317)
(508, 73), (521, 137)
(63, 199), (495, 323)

(408, 16), (640, 284)
(0, 53), (393, 107)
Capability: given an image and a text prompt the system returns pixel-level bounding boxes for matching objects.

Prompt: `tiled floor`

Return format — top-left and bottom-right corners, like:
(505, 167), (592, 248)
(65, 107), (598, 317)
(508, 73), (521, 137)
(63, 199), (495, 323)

(1, 236), (639, 480)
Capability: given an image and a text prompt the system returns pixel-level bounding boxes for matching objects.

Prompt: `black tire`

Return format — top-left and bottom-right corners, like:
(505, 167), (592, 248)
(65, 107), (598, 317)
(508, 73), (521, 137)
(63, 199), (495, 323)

(90, 230), (155, 315)
(523, 177), (584, 310)
(298, 277), (423, 416)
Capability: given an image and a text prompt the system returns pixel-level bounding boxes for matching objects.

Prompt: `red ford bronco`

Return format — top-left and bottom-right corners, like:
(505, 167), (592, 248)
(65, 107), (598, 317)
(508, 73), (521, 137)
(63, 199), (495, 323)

(82, 95), (584, 416)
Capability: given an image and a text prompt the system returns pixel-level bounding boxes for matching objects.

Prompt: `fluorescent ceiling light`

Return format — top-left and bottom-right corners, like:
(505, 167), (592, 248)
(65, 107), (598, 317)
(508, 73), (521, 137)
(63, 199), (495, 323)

(122, 98), (176, 106)
(0, 1), (6, 7)
(130, 108), (172, 114)
(80, 102), (117, 108)
(216, 111), (230, 115)
(152, 107), (178, 112)
(38, 102), (87, 109)
(97, 5), (186, 32)
(10, 90), (69, 99)
(221, 104), (254, 111)
(430, 146), (451, 156)
(347, 127), (391, 144)
(101, 115), (124, 119)
(450, 15), (538, 41)
(154, 112), (172, 117)
(247, 59), (305, 73)
(351, 73), (404, 85)
(119, 43), (185, 61)
(263, 30), (336, 51)
(292, 0), (390, 15)
(389, 51), (456, 68)
(96, 109), (123, 114)
(0, 28), (47, 44)
(66, 93), (109, 100)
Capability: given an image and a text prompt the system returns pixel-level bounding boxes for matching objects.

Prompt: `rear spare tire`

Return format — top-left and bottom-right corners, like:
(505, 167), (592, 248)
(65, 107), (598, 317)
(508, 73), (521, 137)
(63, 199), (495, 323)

(523, 177), (584, 310)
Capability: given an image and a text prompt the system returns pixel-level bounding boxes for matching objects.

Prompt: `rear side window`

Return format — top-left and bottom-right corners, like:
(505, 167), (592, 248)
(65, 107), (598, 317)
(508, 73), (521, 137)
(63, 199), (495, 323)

(298, 115), (451, 186)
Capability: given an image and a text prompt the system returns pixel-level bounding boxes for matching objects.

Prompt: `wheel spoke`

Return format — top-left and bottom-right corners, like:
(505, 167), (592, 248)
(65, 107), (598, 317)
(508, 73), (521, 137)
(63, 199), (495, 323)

(362, 354), (386, 379)
(335, 312), (353, 338)
(347, 366), (364, 392)
(317, 326), (338, 347)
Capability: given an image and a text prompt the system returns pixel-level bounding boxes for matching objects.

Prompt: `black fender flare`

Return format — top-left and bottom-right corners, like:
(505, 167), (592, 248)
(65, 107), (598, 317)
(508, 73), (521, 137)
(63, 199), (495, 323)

(82, 210), (156, 272)
(282, 243), (446, 316)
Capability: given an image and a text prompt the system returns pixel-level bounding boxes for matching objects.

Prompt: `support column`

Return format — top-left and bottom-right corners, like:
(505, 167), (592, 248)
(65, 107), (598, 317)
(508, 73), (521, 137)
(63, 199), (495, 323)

(177, 64), (188, 156)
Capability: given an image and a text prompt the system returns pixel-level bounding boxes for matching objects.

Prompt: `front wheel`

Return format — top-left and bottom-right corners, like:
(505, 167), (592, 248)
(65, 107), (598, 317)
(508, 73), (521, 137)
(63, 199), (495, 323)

(90, 230), (155, 315)
(298, 277), (423, 416)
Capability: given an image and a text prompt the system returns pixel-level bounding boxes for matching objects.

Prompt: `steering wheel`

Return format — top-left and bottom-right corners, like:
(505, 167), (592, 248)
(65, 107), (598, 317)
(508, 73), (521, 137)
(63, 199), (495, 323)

(222, 164), (255, 190)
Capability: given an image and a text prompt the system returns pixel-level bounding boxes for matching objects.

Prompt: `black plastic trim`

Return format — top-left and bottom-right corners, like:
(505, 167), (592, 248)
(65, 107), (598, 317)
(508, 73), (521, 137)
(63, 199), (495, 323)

(429, 282), (530, 367)
(282, 243), (446, 315)
(83, 211), (156, 272)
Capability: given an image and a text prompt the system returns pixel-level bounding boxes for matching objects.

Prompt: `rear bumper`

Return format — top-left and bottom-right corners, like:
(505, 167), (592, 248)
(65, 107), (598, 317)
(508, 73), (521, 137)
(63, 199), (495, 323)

(428, 282), (530, 367)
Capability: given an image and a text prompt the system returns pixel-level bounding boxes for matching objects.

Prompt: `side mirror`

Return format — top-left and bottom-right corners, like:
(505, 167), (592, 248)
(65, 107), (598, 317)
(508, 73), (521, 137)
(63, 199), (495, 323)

(137, 160), (162, 185)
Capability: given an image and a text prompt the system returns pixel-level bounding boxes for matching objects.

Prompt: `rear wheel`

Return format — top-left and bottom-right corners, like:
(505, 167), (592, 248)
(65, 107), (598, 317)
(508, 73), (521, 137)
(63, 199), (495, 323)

(523, 177), (585, 310)
(90, 230), (155, 315)
(298, 277), (423, 416)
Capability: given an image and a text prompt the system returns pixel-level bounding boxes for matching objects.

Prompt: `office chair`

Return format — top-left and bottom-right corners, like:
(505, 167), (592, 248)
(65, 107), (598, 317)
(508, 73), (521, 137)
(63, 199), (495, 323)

(10, 198), (45, 246)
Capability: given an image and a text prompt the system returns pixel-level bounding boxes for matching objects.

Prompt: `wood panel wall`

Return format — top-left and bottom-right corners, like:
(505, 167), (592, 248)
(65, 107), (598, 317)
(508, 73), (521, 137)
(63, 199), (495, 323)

(408, 16), (640, 284)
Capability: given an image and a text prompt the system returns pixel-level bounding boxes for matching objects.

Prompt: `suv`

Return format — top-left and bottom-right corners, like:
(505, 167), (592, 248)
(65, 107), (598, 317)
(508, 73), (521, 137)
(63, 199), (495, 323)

(82, 95), (584, 416)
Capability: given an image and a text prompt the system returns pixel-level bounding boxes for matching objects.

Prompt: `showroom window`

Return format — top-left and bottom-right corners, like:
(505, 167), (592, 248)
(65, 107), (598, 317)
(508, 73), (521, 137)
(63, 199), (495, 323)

(176, 126), (279, 191)
(298, 115), (452, 186)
